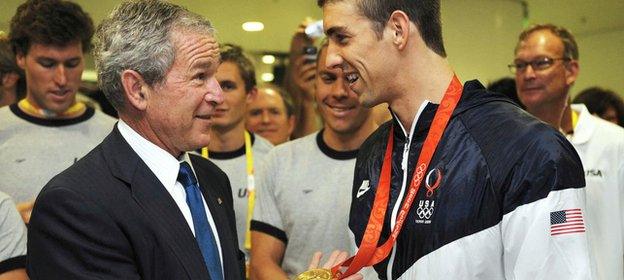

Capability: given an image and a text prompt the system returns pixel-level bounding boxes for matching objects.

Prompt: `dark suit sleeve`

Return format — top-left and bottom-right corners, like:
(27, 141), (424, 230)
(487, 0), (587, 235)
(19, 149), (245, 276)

(28, 186), (140, 280)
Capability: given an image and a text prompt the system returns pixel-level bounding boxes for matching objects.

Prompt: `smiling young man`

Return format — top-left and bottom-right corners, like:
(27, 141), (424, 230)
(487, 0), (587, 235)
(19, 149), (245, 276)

(0, 0), (115, 223)
(317, 0), (593, 279)
(250, 42), (377, 280)
(206, 44), (273, 264)
(514, 24), (624, 280)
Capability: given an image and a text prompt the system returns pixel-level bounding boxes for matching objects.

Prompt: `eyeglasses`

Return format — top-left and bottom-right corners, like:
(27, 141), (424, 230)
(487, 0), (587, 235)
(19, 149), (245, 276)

(508, 57), (570, 74)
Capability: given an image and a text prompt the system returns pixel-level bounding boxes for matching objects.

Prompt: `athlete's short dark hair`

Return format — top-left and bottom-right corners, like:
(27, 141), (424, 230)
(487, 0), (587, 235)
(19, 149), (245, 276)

(220, 44), (257, 93)
(317, 0), (446, 57)
(9, 0), (94, 55)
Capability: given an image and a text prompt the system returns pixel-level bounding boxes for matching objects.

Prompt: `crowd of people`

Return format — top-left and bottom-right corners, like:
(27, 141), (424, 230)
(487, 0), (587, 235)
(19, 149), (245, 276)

(0, 0), (623, 279)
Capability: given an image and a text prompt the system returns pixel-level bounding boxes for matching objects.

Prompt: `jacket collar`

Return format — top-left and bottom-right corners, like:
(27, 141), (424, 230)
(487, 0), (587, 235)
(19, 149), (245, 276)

(389, 80), (507, 141)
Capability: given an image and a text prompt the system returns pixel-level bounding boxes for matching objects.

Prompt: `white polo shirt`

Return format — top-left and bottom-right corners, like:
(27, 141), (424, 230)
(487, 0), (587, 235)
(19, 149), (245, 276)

(568, 104), (624, 280)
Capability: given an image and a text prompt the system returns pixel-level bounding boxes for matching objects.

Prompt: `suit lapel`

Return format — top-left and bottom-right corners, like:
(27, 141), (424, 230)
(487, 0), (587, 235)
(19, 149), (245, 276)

(191, 156), (241, 279)
(102, 127), (209, 279)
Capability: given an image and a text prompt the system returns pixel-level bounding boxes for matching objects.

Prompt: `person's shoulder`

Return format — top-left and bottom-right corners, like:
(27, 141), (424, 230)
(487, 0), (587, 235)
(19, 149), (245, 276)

(460, 94), (565, 154)
(593, 115), (624, 139)
(252, 134), (274, 155)
(272, 131), (317, 154)
(189, 153), (228, 179)
(0, 105), (20, 127)
(90, 110), (117, 125)
(589, 117), (624, 158)
(31, 145), (117, 220)
(44, 143), (108, 192)
(0, 191), (13, 208)
(458, 91), (581, 175)
(0, 105), (12, 117)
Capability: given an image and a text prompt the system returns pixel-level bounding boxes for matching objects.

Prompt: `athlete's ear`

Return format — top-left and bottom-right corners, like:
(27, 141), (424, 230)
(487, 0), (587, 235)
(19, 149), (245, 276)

(387, 10), (410, 50)
(16, 53), (26, 70)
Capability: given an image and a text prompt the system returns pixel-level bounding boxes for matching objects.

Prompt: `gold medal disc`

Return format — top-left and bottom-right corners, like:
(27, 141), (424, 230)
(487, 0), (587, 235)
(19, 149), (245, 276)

(295, 268), (333, 280)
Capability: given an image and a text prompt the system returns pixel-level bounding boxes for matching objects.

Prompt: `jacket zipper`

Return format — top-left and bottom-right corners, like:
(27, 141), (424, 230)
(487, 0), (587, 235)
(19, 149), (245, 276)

(386, 102), (429, 279)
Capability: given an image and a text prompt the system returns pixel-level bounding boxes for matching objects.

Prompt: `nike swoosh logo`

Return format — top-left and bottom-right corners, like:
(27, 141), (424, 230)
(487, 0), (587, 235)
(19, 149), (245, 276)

(356, 180), (370, 198)
(303, 189), (313, 194)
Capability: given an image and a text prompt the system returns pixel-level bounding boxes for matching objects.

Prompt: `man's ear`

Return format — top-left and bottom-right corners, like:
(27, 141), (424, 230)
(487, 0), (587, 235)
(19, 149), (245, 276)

(1, 73), (19, 88)
(246, 86), (258, 102)
(121, 70), (149, 111)
(565, 60), (580, 86)
(16, 53), (26, 70)
(287, 114), (296, 136)
(387, 10), (411, 50)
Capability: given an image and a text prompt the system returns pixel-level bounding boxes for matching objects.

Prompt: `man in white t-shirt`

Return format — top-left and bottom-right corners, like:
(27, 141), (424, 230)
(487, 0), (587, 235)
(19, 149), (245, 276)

(205, 44), (273, 262)
(0, 0), (115, 223)
(250, 42), (378, 279)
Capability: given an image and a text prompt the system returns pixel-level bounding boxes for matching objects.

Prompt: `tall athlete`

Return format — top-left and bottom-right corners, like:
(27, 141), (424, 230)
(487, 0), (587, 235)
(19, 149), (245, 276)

(317, 0), (593, 279)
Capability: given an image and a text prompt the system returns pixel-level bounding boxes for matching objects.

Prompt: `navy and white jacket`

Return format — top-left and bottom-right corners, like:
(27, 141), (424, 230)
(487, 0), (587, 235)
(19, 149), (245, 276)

(350, 80), (594, 279)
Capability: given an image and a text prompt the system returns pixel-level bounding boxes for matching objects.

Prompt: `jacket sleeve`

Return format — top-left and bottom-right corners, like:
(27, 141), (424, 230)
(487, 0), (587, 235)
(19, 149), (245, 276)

(27, 186), (140, 280)
(500, 136), (594, 279)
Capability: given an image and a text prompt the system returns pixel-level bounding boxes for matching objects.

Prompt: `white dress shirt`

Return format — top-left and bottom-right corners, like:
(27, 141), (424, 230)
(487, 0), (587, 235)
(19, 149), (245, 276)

(117, 120), (224, 276)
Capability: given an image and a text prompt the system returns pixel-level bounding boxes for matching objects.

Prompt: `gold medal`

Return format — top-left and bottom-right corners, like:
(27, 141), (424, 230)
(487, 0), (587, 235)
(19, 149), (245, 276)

(294, 268), (333, 280)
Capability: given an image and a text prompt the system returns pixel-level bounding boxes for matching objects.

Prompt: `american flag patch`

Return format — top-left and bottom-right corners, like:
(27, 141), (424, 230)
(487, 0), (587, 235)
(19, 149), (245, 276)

(550, 208), (585, 236)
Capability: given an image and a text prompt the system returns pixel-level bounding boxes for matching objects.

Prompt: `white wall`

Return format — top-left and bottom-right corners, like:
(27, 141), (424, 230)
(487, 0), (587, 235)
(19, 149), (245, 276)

(442, 0), (524, 87)
(573, 28), (624, 97)
(439, 0), (624, 97)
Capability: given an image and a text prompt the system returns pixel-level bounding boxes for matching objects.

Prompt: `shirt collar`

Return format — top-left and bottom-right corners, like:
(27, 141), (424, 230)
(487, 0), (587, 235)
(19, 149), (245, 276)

(117, 120), (182, 190)
(567, 104), (595, 144)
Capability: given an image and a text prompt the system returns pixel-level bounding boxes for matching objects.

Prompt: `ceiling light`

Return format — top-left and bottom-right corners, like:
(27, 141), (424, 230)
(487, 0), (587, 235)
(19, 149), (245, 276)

(242, 22), (264, 32)
(261, 73), (274, 82)
(262, 55), (276, 64)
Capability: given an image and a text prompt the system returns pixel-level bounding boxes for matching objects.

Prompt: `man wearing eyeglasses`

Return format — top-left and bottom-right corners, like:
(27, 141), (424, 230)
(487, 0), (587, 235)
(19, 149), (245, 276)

(513, 24), (624, 280)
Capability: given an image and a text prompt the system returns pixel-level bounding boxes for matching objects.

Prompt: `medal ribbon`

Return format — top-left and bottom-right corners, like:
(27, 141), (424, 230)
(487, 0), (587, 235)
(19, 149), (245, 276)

(332, 75), (463, 279)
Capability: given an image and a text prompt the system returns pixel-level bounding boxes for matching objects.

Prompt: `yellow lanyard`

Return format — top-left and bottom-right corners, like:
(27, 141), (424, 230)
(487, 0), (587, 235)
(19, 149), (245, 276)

(18, 99), (86, 118)
(571, 109), (579, 129)
(201, 131), (255, 250)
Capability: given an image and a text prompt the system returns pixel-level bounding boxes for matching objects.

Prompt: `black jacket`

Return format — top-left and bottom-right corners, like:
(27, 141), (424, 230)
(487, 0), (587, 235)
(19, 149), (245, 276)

(350, 80), (588, 279)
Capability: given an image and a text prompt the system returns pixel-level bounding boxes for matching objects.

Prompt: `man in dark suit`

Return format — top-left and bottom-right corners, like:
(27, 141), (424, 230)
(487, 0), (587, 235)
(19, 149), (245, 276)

(27, 1), (245, 279)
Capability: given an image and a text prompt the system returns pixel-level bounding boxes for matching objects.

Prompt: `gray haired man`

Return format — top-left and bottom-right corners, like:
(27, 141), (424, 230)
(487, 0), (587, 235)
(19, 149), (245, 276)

(27, 1), (245, 279)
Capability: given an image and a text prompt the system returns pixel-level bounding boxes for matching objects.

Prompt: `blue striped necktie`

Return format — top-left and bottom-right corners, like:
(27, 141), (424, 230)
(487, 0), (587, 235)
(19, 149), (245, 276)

(178, 162), (223, 280)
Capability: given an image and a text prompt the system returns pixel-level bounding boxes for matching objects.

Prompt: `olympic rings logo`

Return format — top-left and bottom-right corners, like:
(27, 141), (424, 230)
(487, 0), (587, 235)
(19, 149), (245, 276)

(416, 200), (435, 220)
